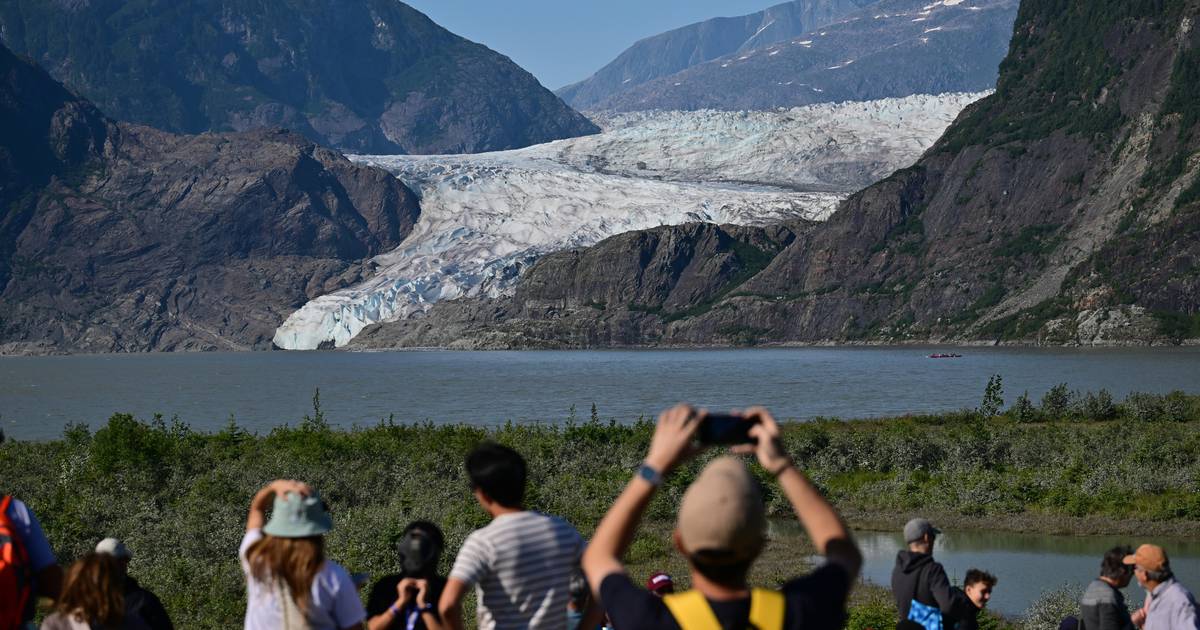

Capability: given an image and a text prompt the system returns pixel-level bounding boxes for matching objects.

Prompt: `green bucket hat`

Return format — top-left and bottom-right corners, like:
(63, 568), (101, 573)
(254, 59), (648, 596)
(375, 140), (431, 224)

(263, 491), (333, 538)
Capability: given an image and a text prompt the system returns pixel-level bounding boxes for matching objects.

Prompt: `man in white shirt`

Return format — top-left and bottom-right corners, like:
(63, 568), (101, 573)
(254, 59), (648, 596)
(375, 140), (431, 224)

(438, 442), (601, 630)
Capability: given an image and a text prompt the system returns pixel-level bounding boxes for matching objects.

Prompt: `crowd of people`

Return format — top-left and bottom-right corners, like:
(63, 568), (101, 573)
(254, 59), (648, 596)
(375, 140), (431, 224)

(3, 404), (1198, 630)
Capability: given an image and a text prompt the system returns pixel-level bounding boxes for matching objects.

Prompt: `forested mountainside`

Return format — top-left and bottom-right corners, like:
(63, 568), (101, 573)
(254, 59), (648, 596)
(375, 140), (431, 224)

(566, 0), (1018, 113)
(0, 0), (597, 154)
(0, 43), (420, 354)
(351, 0), (1200, 349)
(557, 0), (873, 110)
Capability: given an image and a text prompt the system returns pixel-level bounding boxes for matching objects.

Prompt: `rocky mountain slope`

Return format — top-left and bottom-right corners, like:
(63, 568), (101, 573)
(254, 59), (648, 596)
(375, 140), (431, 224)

(585, 0), (1019, 112)
(351, 0), (1200, 349)
(0, 0), (597, 154)
(0, 43), (420, 354)
(273, 93), (979, 349)
(556, 0), (874, 110)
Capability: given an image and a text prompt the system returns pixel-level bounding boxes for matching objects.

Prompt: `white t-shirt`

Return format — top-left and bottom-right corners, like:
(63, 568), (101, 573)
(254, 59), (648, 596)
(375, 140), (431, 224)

(449, 511), (584, 630)
(239, 529), (366, 630)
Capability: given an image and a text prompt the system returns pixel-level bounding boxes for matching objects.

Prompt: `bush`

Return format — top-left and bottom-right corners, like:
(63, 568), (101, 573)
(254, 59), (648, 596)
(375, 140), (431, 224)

(1019, 585), (1081, 630)
(979, 375), (1005, 418)
(1041, 384), (1074, 420)
(1009, 391), (1039, 423)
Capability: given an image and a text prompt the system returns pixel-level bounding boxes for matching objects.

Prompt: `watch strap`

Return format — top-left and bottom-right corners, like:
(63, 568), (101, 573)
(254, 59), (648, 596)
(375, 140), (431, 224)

(638, 463), (664, 487)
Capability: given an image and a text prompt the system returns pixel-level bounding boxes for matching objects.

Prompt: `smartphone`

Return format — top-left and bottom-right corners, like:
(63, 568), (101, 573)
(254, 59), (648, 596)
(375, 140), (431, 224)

(697, 413), (756, 445)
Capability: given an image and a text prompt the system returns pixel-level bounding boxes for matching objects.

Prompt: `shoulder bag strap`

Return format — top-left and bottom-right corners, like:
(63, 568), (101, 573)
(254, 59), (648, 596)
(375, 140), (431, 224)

(749, 588), (785, 630)
(663, 590), (723, 630)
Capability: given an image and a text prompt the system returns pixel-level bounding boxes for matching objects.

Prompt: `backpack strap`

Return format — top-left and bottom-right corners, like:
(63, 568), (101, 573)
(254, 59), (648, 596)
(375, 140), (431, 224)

(663, 590), (722, 630)
(749, 588), (784, 630)
(662, 589), (785, 630)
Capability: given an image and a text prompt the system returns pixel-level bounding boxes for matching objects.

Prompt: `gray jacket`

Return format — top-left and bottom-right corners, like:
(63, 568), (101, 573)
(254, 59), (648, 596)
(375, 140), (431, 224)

(1080, 579), (1134, 630)
(1144, 578), (1200, 630)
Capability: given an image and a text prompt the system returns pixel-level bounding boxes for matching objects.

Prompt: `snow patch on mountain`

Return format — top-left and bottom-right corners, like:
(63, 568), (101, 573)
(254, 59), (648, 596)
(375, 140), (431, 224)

(273, 91), (989, 349)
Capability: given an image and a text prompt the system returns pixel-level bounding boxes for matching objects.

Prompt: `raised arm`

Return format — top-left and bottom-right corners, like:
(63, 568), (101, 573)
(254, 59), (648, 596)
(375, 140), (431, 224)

(581, 404), (701, 594)
(246, 479), (311, 531)
(737, 407), (862, 577)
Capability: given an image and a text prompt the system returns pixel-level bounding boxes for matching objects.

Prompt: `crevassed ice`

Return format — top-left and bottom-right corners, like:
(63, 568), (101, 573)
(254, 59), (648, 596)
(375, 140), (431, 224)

(272, 91), (989, 350)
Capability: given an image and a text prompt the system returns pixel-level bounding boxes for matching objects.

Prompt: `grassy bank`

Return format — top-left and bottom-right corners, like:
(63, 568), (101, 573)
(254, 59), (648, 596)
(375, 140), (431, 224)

(2, 388), (1198, 628)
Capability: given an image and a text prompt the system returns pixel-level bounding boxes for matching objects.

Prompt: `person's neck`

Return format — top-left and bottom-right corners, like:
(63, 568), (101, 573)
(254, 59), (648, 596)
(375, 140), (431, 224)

(1147, 579), (1167, 593)
(690, 571), (750, 602)
(1100, 576), (1122, 588)
(488, 505), (524, 519)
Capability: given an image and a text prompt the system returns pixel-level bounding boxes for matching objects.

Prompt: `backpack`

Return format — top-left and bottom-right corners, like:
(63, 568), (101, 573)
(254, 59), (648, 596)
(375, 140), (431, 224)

(907, 599), (943, 630)
(0, 495), (35, 630)
(662, 588), (785, 630)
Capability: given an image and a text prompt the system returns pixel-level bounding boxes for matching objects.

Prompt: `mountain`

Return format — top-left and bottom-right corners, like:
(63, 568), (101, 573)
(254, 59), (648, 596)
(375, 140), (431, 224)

(0, 0), (597, 154)
(556, 0), (875, 110)
(568, 0), (1019, 113)
(0, 42), (421, 354)
(270, 93), (979, 349)
(347, 0), (1200, 348)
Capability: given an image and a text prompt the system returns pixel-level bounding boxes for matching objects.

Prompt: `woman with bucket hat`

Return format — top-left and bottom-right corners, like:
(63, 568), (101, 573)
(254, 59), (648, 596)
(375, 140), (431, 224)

(240, 479), (367, 630)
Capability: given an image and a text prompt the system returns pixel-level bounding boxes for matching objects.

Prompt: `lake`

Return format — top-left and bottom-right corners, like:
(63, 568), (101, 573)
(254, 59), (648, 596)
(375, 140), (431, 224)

(848, 528), (1200, 617)
(2, 347), (1199, 440)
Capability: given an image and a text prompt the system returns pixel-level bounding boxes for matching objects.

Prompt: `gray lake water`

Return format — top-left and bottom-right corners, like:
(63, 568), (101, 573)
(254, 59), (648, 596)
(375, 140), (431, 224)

(2, 347), (1200, 440)
(850, 529), (1200, 617)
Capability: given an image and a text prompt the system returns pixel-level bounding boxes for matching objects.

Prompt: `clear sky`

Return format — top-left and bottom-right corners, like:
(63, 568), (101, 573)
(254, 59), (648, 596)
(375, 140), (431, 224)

(403, 0), (778, 91)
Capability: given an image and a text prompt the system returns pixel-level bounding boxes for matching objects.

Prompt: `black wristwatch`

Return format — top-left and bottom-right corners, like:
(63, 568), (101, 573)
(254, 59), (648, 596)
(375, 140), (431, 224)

(637, 463), (664, 487)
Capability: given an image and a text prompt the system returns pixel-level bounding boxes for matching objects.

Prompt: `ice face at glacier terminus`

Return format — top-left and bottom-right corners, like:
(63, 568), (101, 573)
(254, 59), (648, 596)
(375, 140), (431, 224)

(272, 92), (988, 349)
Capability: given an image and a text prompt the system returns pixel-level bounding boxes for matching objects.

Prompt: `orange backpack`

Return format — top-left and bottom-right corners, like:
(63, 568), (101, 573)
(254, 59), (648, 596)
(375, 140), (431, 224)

(0, 495), (35, 630)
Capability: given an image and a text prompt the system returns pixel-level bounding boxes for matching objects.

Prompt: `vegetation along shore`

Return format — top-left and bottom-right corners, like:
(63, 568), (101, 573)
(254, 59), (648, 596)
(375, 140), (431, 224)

(3, 385), (1198, 628)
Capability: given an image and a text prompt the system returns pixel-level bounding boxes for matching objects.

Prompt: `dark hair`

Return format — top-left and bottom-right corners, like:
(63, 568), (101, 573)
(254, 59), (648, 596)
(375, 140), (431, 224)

(1101, 546), (1133, 581)
(689, 550), (754, 588)
(466, 442), (526, 508)
(964, 568), (997, 588)
(396, 520), (445, 574)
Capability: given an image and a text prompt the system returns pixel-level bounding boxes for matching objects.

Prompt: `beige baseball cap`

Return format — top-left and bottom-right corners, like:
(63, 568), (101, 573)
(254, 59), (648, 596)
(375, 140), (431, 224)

(1124, 544), (1169, 573)
(677, 456), (766, 563)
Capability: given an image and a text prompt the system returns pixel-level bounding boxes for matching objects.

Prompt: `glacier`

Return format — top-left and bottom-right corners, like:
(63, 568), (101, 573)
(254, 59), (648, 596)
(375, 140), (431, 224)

(273, 92), (988, 350)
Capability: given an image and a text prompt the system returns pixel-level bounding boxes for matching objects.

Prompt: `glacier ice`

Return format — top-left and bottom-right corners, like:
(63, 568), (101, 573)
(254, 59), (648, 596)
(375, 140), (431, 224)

(273, 92), (988, 350)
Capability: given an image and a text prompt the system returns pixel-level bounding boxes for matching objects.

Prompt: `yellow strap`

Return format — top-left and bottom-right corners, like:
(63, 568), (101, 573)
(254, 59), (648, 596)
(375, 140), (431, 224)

(662, 589), (785, 630)
(749, 588), (785, 630)
(663, 590), (722, 630)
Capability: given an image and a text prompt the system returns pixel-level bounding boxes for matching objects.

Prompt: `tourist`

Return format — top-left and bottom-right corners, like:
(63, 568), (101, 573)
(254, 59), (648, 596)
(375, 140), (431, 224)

(1079, 545), (1135, 630)
(646, 572), (675, 597)
(891, 517), (963, 629)
(93, 538), (173, 630)
(438, 442), (600, 630)
(1124, 544), (1199, 629)
(366, 521), (446, 630)
(241, 479), (366, 630)
(40, 552), (148, 630)
(567, 570), (592, 630)
(2, 494), (63, 628)
(952, 569), (996, 630)
(581, 404), (863, 629)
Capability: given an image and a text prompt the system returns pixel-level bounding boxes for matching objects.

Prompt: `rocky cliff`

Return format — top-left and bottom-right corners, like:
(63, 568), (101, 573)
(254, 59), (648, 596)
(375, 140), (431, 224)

(0, 43), (421, 353)
(0, 0), (598, 154)
(556, 0), (874, 110)
(354, 0), (1200, 348)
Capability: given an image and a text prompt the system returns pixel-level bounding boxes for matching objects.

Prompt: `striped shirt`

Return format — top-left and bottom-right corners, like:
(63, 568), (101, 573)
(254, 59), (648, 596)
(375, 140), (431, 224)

(449, 511), (584, 630)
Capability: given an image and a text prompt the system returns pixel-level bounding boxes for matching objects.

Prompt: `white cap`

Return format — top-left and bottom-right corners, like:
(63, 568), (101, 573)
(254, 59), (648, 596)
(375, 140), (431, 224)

(95, 537), (132, 559)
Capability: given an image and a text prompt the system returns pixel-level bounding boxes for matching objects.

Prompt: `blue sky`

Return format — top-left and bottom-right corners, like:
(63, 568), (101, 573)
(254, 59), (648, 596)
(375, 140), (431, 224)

(404, 0), (777, 90)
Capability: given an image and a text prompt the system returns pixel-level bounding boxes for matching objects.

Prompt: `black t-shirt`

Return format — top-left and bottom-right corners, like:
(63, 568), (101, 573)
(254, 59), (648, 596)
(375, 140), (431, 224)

(366, 573), (447, 629)
(599, 563), (851, 630)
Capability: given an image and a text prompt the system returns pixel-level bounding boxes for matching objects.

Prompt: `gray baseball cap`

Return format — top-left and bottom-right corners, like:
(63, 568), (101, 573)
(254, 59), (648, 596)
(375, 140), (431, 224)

(903, 518), (941, 543)
(263, 491), (333, 538)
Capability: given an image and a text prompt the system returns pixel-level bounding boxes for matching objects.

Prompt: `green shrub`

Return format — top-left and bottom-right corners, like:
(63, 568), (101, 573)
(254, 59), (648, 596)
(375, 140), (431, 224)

(1041, 384), (1074, 419)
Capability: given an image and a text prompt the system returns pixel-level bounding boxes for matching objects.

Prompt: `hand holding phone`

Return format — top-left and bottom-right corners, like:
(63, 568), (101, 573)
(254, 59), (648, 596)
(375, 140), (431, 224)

(697, 413), (759, 445)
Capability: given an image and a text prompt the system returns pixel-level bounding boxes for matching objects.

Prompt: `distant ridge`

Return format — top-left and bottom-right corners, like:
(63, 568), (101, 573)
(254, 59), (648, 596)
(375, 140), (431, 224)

(563, 0), (1018, 112)
(557, 0), (875, 109)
